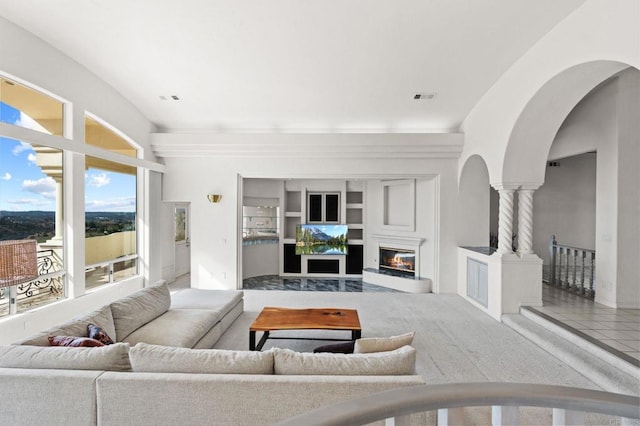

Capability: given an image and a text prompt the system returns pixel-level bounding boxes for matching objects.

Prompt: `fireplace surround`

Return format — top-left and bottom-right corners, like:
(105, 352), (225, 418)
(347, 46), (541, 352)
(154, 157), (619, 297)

(362, 234), (431, 293)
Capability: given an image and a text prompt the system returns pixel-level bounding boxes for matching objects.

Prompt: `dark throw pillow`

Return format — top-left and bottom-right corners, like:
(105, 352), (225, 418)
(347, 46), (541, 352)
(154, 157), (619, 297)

(88, 323), (114, 345)
(313, 341), (355, 354)
(48, 336), (105, 347)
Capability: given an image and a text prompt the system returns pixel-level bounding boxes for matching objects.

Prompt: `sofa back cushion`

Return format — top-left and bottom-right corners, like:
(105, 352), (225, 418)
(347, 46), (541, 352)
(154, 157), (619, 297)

(110, 282), (170, 341)
(354, 331), (415, 354)
(13, 304), (116, 346)
(0, 343), (131, 371)
(273, 345), (416, 375)
(129, 343), (274, 374)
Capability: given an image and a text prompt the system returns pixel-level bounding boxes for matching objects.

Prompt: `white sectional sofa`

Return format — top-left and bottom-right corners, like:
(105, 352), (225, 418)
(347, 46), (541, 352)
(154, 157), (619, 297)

(0, 283), (426, 425)
(11, 281), (243, 349)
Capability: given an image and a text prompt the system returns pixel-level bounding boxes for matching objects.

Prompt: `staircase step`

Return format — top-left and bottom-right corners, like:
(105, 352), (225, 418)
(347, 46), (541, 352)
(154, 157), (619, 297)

(502, 311), (640, 395)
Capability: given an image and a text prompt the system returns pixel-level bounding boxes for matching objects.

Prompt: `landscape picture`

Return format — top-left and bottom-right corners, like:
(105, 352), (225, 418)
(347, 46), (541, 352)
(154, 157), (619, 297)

(295, 224), (348, 255)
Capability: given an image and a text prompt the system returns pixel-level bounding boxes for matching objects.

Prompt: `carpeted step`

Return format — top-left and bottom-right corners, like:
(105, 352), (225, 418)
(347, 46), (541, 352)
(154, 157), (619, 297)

(502, 313), (640, 396)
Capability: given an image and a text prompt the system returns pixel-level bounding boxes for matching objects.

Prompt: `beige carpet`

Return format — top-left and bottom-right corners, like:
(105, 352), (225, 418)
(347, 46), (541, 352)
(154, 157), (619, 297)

(214, 290), (607, 388)
(210, 290), (637, 424)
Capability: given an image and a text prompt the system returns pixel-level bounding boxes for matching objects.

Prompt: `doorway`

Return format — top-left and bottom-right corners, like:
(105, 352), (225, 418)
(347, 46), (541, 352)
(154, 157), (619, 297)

(174, 203), (191, 278)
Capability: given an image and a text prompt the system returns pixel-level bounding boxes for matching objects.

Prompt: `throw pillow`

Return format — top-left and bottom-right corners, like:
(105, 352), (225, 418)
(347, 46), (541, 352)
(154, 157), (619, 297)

(354, 331), (415, 353)
(48, 336), (105, 347)
(313, 341), (355, 354)
(129, 343), (274, 374)
(88, 323), (114, 345)
(273, 345), (416, 375)
(0, 342), (131, 371)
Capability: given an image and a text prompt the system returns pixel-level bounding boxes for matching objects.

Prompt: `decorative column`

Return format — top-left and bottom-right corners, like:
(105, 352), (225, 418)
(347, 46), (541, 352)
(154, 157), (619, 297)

(495, 186), (516, 255)
(516, 187), (537, 256)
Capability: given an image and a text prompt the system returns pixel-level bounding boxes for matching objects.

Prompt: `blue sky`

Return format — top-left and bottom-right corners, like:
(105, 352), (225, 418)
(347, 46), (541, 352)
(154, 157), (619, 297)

(0, 102), (135, 212)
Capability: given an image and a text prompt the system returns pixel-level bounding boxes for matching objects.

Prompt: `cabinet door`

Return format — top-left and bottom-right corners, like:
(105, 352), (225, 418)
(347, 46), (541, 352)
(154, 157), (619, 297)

(325, 193), (339, 222)
(308, 194), (323, 222)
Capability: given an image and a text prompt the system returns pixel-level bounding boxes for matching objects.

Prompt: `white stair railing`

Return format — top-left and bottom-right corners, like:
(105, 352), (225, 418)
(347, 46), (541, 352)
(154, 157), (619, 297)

(549, 235), (596, 299)
(277, 382), (639, 426)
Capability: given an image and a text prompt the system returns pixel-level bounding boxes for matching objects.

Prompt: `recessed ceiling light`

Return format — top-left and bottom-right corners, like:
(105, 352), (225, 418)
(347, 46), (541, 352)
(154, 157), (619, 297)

(413, 93), (437, 100)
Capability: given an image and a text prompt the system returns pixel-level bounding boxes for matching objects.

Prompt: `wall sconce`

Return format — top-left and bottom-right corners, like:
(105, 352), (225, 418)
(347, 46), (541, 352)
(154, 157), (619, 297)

(207, 194), (222, 203)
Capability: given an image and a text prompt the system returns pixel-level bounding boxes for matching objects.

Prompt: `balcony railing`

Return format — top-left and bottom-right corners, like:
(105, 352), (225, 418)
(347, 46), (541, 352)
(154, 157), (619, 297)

(0, 249), (65, 317)
(277, 382), (640, 426)
(0, 249), (138, 317)
(548, 235), (596, 299)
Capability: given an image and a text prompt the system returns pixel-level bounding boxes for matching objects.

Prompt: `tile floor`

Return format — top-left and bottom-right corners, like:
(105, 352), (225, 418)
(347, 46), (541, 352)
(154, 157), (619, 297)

(534, 285), (640, 363)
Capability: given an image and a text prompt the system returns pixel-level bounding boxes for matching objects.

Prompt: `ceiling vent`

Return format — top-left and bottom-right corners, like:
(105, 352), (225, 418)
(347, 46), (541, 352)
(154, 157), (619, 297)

(413, 92), (437, 100)
(159, 95), (180, 101)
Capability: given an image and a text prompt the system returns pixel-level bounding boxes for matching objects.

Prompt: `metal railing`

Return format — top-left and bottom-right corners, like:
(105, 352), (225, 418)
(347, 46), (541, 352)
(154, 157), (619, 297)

(85, 254), (138, 290)
(277, 383), (640, 426)
(549, 235), (596, 299)
(0, 249), (65, 316)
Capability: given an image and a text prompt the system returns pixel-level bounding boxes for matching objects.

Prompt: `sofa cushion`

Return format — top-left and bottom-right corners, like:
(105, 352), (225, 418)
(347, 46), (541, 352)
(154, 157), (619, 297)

(88, 323), (114, 345)
(354, 331), (415, 353)
(110, 282), (171, 341)
(13, 304), (116, 346)
(129, 343), (274, 374)
(0, 342), (131, 371)
(122, 309), (220, 348)
(273, 345), (416, 376)
(48, 336), (104, 347)
(170, 289), (244, 317)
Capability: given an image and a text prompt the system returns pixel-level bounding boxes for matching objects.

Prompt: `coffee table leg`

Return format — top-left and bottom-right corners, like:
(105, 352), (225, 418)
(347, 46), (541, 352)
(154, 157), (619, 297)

(352, 329), (361, 340)
(249, 331), (256, 351)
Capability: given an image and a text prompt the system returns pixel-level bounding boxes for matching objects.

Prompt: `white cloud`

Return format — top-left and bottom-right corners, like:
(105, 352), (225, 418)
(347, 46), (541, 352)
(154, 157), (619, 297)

(12, 141), (33, 156)
(27, 153), (37, 164)
(87, 172), (110, 188)
(22, 177), (56, 199)
(1, 172), (11, 181)
(85, 196), (136, 212)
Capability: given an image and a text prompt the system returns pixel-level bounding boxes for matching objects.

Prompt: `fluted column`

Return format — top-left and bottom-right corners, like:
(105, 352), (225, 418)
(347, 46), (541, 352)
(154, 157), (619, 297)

(517, 188), (536, 255)
(496, 187), (516, 254)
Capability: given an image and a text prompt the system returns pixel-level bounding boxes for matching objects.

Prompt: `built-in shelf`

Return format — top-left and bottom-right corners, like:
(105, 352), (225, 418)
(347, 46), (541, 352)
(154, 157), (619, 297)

(281, 181), (365, 277)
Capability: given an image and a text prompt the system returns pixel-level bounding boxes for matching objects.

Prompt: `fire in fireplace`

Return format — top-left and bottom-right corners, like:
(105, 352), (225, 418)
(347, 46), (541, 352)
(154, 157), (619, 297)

(379, 247), (416, 277)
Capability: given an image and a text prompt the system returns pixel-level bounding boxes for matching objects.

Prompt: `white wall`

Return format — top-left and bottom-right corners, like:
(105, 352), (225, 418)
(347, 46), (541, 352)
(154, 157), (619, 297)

(365, 178), (437, 282)
(0, 17), (156, 159)
(460, 0), (639, 185)
(160, 150), (461, 294)
(457, 155), (491, 247)
(542, 69), (639, 307)
(534, 154), (596, 265)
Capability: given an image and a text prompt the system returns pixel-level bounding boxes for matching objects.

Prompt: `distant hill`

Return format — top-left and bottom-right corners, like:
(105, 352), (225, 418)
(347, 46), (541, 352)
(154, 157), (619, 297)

(0, 211), (135, 242)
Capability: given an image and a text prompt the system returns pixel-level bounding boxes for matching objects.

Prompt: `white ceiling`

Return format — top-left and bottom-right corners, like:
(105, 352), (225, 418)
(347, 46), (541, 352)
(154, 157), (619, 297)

(0, 0), (585, 133)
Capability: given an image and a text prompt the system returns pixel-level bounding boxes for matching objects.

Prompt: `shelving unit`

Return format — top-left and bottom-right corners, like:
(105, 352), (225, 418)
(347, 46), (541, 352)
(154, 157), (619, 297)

(280, 180), (365, 277)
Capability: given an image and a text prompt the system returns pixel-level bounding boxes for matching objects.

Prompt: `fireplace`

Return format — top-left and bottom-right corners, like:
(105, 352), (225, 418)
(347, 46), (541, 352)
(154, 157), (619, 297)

(379, 247), (416, 277)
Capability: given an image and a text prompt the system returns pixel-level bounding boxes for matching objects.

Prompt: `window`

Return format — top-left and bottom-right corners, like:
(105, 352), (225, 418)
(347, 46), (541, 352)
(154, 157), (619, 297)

(84, 156), (137, 289)
(0, 77), (64, 136)
(175, 206), (187, 243)
(85, 115), (137, 158)
(0, 136), (64, 316)
(307, 192), (340, 223)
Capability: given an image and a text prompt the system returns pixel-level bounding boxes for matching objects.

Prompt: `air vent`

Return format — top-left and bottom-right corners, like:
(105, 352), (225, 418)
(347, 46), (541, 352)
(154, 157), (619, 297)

(548, 161), (560, 167)
(159, 95), (180, 101)
(413, 92), (437, 100)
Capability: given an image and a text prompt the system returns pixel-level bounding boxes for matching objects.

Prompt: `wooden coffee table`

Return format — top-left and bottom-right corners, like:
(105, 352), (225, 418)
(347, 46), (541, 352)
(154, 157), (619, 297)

(249, 307), (361, 351)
